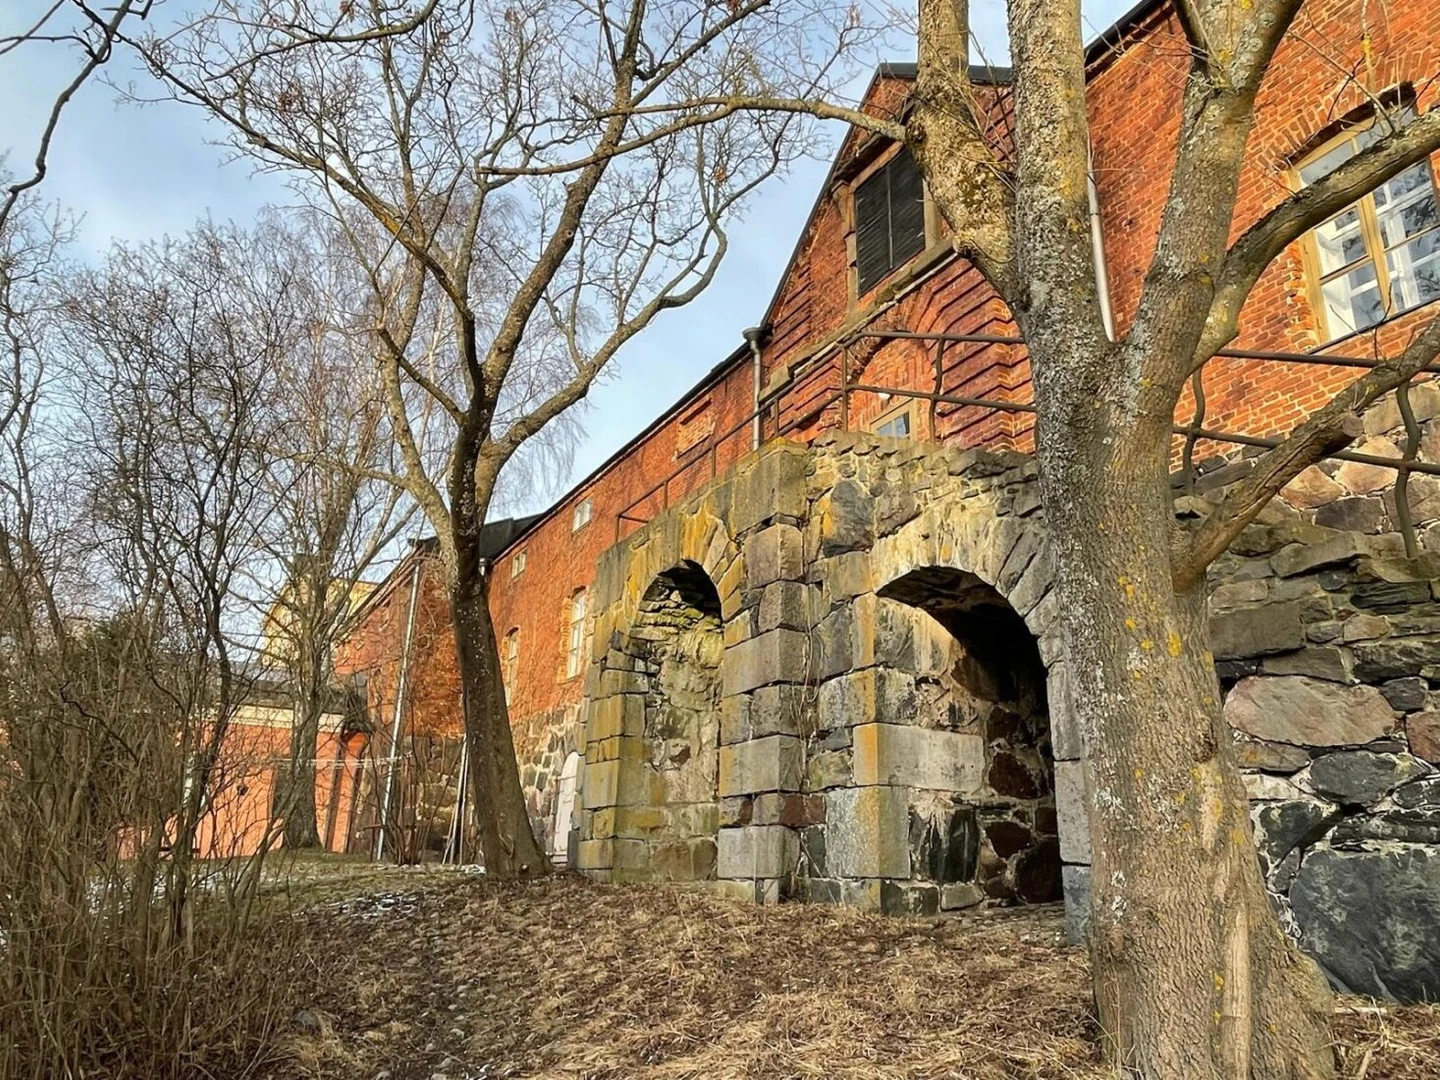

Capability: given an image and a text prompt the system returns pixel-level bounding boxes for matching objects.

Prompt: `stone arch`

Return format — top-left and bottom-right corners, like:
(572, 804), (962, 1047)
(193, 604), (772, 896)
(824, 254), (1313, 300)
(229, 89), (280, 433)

(865, 491), (1088, 929)
(601, 560), (724, 883)
(874, 565), (1061, 906)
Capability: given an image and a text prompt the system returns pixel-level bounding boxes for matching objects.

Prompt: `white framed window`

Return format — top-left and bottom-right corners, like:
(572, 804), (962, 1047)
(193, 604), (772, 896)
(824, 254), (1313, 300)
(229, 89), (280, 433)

(871, 404), (914, 440)
(510, 549), (527, 578)
(1300, 106), (1440, 340)
(565, 588), (588, 679)
(502, 628), (520, 705)
(571, 497), (593, 532)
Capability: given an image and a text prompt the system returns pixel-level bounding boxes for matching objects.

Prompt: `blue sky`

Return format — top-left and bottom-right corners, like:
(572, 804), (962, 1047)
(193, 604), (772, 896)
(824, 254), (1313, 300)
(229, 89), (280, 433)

(1, 1), (1135, 517)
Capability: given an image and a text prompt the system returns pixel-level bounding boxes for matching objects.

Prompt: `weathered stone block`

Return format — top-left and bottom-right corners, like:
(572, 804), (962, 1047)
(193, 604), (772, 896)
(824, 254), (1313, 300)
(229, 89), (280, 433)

(587, 694), (644, 741)
(814, 550), (873, 602)
(1209, 601), (1305, 660)
(1407, 710), (1440, 763)
(825, 786), (910, 879)
(806, 749), (851, 790)
(729, 445), (808, 535)
(1254, 799), (1339, 866)
(1233, 735), (1310, 774)
(1062, 864), (1091, 944)
(1210, 579), (1269, 610)
(1055, 760), (1091, 865)
(816, 668), (916, 732)
(1382, 677), (1429, 712)
(1352, 581), (1433, 613)
(1224, 675), (1396, 746)
(721, 628), (808, 695)
(720, 694), (752, 745)
(1271, 535), (1368, 578)
(1291, 845), (1440, 1001)
(757, 580), (811, 633)
(717, 825), (799, 879)
(745, 524), (804, 589)
(1281, 466), (1345, 510)
(1353, 636), (1440, 681)
(750, 684), (810, 738)
(1047, 662), (1084, 761)
(851, 723), (983, 792)
(718, 734), (803, 796)
(1260, 646), (1350, 683)
(576, 838), (614, 871)
(815, 478), (876, 556)
(940, 882), (985, 911)
(1308, 750), (1431, 806)
(1342, 613), (1391, 642)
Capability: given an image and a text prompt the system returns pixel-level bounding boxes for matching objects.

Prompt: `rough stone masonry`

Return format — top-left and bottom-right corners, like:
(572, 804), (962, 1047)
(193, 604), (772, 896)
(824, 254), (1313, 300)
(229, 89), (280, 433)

(557, 418), (1440, 1003)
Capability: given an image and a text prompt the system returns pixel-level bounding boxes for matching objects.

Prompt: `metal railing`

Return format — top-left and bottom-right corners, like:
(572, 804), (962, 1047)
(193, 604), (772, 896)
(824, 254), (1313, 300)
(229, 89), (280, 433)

(614, 325), (1440, 555)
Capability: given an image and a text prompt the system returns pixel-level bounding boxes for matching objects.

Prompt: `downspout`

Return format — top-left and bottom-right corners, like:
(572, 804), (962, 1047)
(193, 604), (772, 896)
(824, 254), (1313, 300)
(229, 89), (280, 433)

(743, 326), (765, 450)
(1087, 141), (1117, 342)
(375, 551), (424, 862)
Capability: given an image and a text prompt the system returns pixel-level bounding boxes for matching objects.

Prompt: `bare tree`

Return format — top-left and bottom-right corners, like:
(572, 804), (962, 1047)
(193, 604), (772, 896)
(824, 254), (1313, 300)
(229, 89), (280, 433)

(257, 217), (414, 849)
(0, 0), (156, 232)
(131, 0), (869, 875)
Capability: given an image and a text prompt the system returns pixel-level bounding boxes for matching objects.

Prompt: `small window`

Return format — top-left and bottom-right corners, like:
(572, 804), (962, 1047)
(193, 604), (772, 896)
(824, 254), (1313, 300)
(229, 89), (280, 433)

(502, 628), (520, 705)
(871, 405), (914, 440)
(510, 550), (527, 578)
(565, 589), (588, 679)
(854, 150), (927, 295)
(1300, 107), (1440, 340)
(571, 498), (593, 532)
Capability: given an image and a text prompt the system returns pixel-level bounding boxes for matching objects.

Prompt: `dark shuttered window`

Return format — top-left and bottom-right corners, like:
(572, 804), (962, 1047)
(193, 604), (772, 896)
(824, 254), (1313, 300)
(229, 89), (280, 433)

(854, 151), (926, 295)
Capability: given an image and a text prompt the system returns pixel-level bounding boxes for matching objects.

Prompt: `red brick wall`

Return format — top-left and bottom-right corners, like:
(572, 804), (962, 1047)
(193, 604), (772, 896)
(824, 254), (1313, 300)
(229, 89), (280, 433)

(334, 553), (462, 741)
(486, 362), (756, 770)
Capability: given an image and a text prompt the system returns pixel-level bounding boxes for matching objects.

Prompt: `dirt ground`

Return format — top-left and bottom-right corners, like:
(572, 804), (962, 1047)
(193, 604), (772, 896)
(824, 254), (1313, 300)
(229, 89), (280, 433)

(265, 868), (1440, 1080)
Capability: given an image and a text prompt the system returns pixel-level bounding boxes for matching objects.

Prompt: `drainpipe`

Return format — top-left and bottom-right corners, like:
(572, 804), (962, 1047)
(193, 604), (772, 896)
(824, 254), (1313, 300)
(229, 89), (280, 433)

(1087, 142), (1117, 342)
(743, 326), (765, 450)
(375, 551), (424, 862)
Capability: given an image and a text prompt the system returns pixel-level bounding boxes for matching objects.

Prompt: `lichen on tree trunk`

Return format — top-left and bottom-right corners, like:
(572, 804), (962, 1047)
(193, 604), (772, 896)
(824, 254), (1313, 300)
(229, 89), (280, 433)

(1034, 388), (1334, 1079)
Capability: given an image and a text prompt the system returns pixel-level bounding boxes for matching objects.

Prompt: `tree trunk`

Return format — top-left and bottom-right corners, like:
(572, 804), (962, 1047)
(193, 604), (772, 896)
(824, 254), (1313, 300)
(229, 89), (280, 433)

(1033, 369), (1335, 1079)
(281, 686), (324, 849)
(450, 565), (548, 878)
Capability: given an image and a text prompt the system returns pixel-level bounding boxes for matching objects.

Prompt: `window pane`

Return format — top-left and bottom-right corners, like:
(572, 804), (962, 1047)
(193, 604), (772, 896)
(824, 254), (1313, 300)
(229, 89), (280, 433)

(1298, 139), (1356, 185)
(1375, 163), (1440, 247)
(1386, 229), (1440, 313)
(1314, 207), (1367, 273)
(875, 412), (911, 439)
(1321, 260), (1384, 335)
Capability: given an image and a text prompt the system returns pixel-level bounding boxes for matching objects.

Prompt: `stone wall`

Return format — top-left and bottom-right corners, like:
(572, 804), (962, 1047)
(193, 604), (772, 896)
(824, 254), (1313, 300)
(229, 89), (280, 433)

(573, 436), (1082, 914)
(1189, 391), (1440, 1000)
(565, 428), (1440, 1001)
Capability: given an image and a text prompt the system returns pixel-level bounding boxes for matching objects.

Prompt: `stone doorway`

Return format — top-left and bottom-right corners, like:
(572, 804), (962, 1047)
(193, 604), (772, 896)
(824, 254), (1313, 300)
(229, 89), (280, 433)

(611, 561), (724, 882)
(877, 566), (1062, 908)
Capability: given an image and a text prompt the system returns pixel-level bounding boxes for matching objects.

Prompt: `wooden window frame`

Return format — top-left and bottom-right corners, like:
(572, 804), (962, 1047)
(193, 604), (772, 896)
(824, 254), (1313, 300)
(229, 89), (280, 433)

(510, 549), (527, 578)
(571, 497), (593, 533)
(1295, 110), (1440, 343)
(563, 588), (588, 681)
(502, 628), (520, 705)
(869, 400), (918, 441)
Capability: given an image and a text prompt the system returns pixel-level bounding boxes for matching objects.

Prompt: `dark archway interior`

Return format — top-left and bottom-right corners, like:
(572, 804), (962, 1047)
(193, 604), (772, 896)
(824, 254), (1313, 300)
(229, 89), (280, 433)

(619, 560), (723, 881)
(880, 567), (1062, 904)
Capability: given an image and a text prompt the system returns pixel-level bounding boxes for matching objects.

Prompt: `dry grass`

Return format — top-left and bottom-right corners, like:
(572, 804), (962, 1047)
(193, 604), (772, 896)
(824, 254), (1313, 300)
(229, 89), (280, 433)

(262, 871), (1440, 1080)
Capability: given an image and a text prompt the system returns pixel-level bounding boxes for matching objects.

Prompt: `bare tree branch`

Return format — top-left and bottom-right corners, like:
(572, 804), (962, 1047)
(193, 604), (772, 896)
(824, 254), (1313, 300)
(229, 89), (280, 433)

(1175, 313), (1440, 589)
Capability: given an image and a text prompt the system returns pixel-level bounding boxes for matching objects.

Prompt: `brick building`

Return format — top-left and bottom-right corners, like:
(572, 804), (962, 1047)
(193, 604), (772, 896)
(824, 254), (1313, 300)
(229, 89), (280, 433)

(485, 0), (1440, 858)
(330, 0), (1440, 997)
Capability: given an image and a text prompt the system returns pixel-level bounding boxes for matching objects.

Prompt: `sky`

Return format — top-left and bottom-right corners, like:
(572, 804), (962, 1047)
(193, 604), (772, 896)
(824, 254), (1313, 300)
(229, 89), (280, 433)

(0, 0), (1135, 519)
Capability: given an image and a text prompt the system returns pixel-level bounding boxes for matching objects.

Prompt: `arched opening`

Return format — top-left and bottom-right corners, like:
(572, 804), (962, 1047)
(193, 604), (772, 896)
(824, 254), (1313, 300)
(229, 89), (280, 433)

(877, 566), (1061, 907)
(552, 751), (581, 868)
(614, 560), (724, 882)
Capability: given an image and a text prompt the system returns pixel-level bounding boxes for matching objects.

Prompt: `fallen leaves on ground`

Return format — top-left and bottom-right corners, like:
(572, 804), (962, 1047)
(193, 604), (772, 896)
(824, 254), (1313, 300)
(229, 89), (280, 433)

(266, 870), (1440, 1080)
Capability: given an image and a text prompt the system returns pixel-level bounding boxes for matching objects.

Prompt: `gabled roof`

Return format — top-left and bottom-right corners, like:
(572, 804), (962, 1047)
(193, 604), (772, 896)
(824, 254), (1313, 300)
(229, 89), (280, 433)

(486, 0), (1177, 566)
